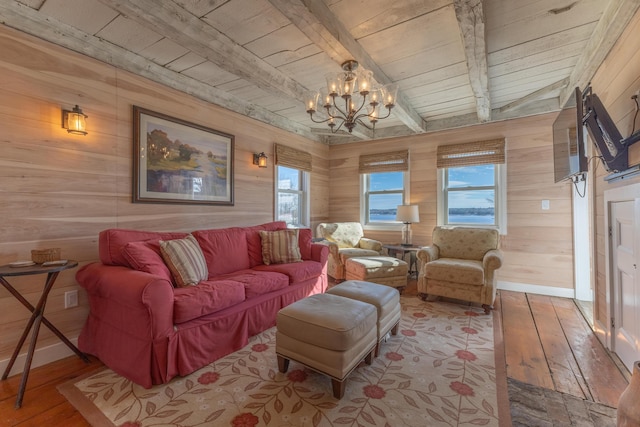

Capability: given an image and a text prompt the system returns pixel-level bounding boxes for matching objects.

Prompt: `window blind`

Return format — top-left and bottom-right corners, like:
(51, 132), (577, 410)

(275, 143), (312, 172)
(359, 150), (409, 173)
(436, 138), (505, 168)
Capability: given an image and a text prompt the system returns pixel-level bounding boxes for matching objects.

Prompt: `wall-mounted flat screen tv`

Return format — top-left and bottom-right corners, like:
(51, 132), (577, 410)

(553, 87), (587, 183)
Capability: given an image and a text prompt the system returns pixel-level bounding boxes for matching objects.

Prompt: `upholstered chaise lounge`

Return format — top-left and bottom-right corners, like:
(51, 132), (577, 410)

(416, 227), (503, 314)
(316, 222), (383, 281)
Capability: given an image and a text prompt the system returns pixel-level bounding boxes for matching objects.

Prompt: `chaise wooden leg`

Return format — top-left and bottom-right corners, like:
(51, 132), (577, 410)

(418, 292), (428, 301)
(331, 379), (346, 399)
(482, 304), (492, 314)
(277, 355), (289, 373)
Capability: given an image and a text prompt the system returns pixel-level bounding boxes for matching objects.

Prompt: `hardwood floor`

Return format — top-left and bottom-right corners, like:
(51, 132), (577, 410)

(0, 286), (630, 426)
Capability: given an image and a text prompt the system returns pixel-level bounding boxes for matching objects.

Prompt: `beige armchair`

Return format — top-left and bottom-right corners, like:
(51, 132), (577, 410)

(416, 227), (503, 314)
(316, 222), (383, 281)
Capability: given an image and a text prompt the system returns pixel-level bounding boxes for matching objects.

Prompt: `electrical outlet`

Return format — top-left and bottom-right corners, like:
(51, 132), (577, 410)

(541, 200), (550, 210)
(64, 290), (78, 308)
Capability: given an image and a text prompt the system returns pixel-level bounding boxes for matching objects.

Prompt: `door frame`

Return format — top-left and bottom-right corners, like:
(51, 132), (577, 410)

(603, 182), (640, 350)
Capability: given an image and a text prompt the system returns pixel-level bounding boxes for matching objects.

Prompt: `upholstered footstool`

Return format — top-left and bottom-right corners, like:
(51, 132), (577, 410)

(345, 256), (408, 293)
(276, 293), (377, 399)
(327, 280), (401, 357)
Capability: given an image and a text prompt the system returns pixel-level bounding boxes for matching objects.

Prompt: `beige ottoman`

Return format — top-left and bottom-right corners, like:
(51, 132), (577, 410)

(276, 293), (377, 399)
(345, 256), (408, 293)
(327, 280), (401, 357)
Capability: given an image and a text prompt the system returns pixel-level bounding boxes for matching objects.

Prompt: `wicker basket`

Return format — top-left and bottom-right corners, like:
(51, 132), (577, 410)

(31, 248), (61, 263)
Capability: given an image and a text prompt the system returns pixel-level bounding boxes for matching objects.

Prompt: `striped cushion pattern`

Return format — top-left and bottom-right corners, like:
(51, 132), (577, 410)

(259, 229), (302, 265)
(160, 234), (208, 287)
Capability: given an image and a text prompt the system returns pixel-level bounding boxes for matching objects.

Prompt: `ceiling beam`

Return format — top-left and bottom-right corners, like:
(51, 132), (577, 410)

(97, 0), (309, 101)
(499, 77), (569, 113)
(268, 0), (427, 134)
(453, 0), (491, 122)
(560, 0), (640, 104)
(0, 1), (319, 141)
(97, 0), (375, 140)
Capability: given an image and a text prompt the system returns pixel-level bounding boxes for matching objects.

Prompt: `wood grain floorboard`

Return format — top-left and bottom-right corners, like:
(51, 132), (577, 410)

(500, 290), (555, 389)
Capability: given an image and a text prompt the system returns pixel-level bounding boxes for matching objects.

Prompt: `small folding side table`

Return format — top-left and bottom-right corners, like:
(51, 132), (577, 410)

(0, 260), (89, 408)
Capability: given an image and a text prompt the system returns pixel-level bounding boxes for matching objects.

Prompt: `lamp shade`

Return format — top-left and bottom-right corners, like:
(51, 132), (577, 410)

(396, 205), (419, 223)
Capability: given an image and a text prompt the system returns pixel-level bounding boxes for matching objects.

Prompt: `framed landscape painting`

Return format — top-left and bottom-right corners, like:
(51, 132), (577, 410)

(133, 106), (234, 205)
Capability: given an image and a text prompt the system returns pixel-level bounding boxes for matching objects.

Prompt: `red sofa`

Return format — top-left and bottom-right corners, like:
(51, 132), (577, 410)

(76, 221), (328, 388)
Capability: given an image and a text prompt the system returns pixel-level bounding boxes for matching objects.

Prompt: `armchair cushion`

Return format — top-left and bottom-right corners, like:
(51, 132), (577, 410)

(338, 248), (381, 264)
(424, 259), (484, 285)
(319, 222), (364, 248)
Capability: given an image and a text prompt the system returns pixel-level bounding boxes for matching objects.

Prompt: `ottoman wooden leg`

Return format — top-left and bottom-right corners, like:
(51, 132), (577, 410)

(365, 348), (374, 365)
(391, 321), (399, 336)
(332, 379), (346, 399)
(277, 355), (289, 373)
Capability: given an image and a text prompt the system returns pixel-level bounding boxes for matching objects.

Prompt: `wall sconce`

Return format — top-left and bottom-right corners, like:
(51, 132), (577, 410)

(62, 105), (88, 135)
(253, 152), (267, 168)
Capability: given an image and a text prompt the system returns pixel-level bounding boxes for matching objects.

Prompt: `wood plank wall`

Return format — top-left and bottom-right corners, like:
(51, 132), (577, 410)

(588, 10), (640, 338)
(0, 25), (329, 366)
(328, 113), (575, 290)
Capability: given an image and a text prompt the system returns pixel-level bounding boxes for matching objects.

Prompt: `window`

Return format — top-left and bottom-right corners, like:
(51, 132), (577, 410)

(436, 139), (506, 233)
(274, 143), (312, 227)
(276, 166), (309, 227)
(358, 150), (410, 230)
(361, 171), (408, 227)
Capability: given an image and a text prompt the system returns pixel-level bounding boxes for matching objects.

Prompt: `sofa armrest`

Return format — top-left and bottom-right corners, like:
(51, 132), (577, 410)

(483, 249), (503, 273)
(417, 246), (439, 263)
(76, 263), (175, 340)
(310, 242), (329, 266)
(358, 237), (383, 252)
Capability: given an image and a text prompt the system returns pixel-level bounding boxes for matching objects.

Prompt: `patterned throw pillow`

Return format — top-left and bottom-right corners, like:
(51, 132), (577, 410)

(159, 234), (208, 287)
(259, 229), (302, 265)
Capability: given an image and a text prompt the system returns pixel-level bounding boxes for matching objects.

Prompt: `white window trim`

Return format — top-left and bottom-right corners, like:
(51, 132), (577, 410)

(274, 166), (310, 228)
(436, 164), (507, 235)
(360, 171), (411, 231)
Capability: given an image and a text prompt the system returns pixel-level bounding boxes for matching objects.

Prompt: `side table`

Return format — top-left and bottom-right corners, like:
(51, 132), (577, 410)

(0, 260), (89, 408)
(383, 244), (423, 278)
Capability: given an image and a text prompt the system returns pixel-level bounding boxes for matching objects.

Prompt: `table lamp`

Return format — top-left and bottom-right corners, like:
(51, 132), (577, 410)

(396, 205), (419, 246)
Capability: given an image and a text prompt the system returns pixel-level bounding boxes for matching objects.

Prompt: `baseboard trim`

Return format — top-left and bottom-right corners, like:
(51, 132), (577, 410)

(497, 281), (575, 298)
(0, 337), (79, 378)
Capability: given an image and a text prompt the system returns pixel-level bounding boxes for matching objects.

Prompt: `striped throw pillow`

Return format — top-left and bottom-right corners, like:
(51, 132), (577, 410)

(159, 234), (208, 287)
(259, 229), (302, 265)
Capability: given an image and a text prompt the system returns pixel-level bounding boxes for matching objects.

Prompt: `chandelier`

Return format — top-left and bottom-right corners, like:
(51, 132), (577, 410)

(303, 60), (398, 133)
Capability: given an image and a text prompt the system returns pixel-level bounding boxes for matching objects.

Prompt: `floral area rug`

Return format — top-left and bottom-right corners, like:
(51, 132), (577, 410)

(60, 296), (499, 427)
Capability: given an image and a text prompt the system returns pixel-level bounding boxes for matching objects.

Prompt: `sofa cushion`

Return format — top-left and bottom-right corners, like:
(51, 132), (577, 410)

(425, 258), (484, 285)
(216, 269), (289, 299)
(173, 280), (246, 324)
(121, 240), (173, 284)
(245, 221), (287, 267)
(259, 229), (302, 265)
(160, 235), (208, 287)
(99, 228), (188, 267)
(193, 227), (250, 277)
(254, 260), (323, 284)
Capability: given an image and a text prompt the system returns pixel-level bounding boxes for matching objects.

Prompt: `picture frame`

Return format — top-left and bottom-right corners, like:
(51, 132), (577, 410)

(133, 106), (234, 205)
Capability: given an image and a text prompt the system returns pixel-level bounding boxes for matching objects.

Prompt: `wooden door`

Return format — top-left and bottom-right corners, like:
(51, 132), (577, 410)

(610, 200), (640, 371)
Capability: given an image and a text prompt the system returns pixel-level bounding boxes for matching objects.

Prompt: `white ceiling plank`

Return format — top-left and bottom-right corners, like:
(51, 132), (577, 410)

(560, 0), (640, 104)
(267, 0), (426, 133)
(499, 77), (569, 113)
(39, 0), (118, 34)
(165, 52), (207, 73)
(139, 38), (190, 67)
(453, 0), (491, 122)
(0, 1), (320, 141)
(173, 0), (227, 18)
(97, 0), (310, 101)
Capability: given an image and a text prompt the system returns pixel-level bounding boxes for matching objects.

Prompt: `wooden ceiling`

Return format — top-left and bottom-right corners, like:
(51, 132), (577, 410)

(2, 0), (639, 144)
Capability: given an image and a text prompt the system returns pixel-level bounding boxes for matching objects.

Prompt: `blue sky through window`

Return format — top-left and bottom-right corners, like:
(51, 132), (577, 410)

(447, 165), (495, 208)
(369, 172), (403, 209)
